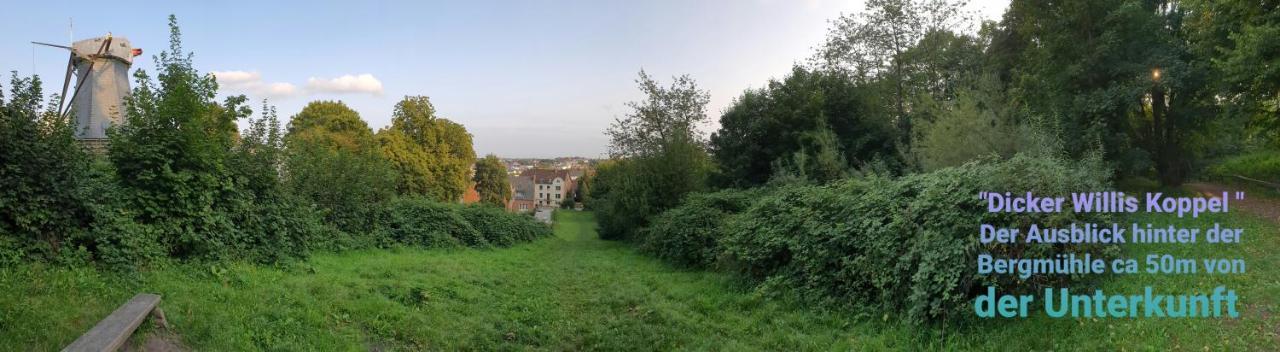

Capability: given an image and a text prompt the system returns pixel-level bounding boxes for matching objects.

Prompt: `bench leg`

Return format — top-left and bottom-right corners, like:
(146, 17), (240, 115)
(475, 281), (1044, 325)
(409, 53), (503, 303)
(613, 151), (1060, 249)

(150, 307), (170, 330)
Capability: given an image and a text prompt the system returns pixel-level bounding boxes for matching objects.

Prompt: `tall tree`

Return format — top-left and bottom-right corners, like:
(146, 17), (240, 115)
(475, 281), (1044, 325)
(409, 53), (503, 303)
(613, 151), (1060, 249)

(284, 100), (396, 234)
(995, 0), (1215, 185)
(606, 70), (710, 158)
(1185, 0), (1280, 148)
(711, 66), (899, 186)
(378, 96), (476, 202)
(596, 70), (712, 240)
(817, 0), (971, 152)
(473, 154), (511, 208)
(109, 15), (253, 258)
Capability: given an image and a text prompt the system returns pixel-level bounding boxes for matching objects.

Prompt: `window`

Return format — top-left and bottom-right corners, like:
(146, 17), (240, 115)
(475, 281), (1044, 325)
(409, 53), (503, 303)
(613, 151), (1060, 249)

(555, 186), (561, 191)
(555, 194), (561, 199)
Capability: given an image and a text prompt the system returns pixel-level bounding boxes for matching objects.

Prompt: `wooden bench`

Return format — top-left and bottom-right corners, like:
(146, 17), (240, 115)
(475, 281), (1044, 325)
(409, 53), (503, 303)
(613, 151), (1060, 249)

(62, 293), (165, 352)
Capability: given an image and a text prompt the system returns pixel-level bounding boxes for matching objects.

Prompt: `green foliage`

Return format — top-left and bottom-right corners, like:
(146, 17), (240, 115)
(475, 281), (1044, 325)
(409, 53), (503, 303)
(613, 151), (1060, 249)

(993, 0), (1216, 185)
(712, 66), (899, 186)
(284, 101), (396, 234)
(473, 154), (511, 208)
(379, 197), (485, 248)
(458, 205), (550, 246)
(594, 136), (711, 241)
(1207, 150), (1280, 183)
(0, 73), (93, 262)
(588, 159), (647, 240)
(817, 0), (972, 151)
(913, 75), (1027, 170)
(1185, 0), (1280, 147)
(639, 154), (1114, 324)
(606, 70), (710, 158)
(637, 189), (757, 268)
(108, 16), (250, 259)
(378, 96), (476, 202)
(595, 71), (713, 240)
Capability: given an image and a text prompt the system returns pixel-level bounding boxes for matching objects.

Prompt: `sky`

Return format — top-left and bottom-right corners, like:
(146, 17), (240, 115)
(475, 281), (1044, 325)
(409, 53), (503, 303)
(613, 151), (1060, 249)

(1, 0), (1009, 158)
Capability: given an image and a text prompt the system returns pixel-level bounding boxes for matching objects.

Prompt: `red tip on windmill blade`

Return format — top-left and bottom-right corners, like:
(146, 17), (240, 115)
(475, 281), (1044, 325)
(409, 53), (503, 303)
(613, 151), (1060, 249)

(132, 48), (143, 57)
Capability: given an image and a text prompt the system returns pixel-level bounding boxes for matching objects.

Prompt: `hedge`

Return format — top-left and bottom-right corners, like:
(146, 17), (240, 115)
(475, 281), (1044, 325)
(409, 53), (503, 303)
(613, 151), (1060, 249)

(640, 153), (1117, 323)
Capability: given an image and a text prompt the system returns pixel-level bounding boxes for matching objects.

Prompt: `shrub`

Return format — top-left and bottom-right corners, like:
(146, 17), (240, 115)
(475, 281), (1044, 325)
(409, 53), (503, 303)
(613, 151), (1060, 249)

(459, 205), (551, 247)
(592, 138), (711, 241)
(379, 198), (485, 248)
(637, 189), (758, 268)
(0, 73), (93, 262)
(709, 153), (1115, 324)
(1206, 150), (1280, 183)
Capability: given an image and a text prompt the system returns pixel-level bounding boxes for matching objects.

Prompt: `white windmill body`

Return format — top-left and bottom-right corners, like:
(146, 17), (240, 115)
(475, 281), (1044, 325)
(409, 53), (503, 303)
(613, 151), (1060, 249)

(68, 35), (135, 141)
(35, 34), (141, 150)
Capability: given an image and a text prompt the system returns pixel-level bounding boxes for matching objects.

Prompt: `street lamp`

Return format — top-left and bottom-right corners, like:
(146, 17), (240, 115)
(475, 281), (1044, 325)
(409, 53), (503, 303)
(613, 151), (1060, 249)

(1152, 68), (1162, 82)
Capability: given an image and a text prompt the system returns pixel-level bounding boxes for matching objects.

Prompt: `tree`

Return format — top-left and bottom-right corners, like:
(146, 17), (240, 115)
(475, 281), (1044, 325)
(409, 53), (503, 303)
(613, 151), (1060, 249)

(607, 70), (710, 158)
(994, 0), (1215, 185)
(286, 100), (377, 152)
(283, 100), (396, 234)
(473, 154), (511, 208)
(1184, 0), (1280, 148)
(913, 74), (1027, 170)
(596, 71), (712, 240)
(574, 172), (591, 205)
(109, 15), (252, 258)
(377, 96), (476, 202)
(817, 0), (972, 151)
(711, 66), (899, 186)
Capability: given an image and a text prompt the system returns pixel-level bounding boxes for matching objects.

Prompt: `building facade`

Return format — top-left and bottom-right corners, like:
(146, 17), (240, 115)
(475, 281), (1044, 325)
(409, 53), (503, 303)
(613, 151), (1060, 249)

(509, 169), (576, 210)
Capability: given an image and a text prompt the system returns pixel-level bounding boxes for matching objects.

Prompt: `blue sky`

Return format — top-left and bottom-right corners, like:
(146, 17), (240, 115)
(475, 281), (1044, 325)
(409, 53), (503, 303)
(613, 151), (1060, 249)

(1, 0), (1007, 158)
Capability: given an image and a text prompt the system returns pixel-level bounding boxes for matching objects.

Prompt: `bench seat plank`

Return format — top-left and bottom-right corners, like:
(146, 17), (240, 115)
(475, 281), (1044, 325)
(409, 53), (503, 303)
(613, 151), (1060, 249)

(62, 293), (162, 352)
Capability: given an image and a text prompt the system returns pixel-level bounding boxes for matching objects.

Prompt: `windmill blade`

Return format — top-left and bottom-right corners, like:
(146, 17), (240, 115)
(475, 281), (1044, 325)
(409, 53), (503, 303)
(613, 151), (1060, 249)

(60, 37), (113, 119)
(56, 53), (74, 117)
(31, 41), (72, 50)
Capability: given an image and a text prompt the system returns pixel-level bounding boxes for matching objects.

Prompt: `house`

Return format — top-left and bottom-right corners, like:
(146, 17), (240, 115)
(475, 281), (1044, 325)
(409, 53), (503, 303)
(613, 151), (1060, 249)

(520, 169), (576, 209)
(507, 175), (536, 212)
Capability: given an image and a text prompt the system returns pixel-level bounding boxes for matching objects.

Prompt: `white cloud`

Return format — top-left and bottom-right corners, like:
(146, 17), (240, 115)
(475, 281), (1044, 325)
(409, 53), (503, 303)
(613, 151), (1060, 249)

(211, 70), (298, 99)
(212, 71), (386, 99)
(306, 74), (384, 95)
(211, 70), (261, 84)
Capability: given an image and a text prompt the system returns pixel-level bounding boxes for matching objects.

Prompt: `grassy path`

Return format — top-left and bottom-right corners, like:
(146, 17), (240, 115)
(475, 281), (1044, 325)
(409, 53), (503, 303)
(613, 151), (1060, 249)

(2, 210), (1276, 350)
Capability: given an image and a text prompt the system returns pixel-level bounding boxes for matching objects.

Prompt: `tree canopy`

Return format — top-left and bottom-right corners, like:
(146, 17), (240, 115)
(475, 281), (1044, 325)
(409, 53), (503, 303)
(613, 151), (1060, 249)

(473, 154), (511, 208)
(378, 96), (477, 202)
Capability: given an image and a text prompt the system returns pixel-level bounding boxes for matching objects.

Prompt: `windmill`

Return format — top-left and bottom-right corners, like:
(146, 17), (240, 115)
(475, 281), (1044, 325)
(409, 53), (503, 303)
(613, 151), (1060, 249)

(33, 33), (141, 148)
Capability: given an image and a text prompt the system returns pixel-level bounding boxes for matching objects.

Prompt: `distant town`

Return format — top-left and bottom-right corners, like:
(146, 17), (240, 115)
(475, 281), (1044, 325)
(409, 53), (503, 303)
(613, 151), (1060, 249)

(460, 157), (598, 213)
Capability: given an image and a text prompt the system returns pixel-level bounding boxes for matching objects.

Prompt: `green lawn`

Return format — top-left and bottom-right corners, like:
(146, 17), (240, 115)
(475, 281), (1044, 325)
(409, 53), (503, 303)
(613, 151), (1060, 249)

(1, 211), (1276, 350)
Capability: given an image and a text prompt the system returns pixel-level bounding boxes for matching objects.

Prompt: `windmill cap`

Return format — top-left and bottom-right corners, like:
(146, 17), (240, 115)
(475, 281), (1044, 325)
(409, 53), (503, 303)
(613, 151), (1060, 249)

(72, 35), (136, 65)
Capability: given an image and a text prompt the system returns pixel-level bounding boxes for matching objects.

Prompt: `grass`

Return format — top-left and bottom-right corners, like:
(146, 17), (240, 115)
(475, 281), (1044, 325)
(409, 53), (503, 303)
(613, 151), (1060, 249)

(2, 210), (1276, 350)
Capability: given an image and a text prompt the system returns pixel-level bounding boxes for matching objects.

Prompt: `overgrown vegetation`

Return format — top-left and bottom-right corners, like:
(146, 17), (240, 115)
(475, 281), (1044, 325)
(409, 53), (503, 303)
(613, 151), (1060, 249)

(637, 154), (1115, 323)
(592, 0), (1280, 327)
(0, 15), (543, 270)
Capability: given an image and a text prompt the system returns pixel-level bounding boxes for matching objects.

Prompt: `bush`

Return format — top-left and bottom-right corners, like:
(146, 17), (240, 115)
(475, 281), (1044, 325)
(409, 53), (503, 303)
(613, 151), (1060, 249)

(592, 138), (711, 241)
(459, 205), (551, 247)
(1207, 150), (1280, 183)
(379, 198), (485, 248)
(637, 189), (758, 268)
(0, 73), (94, 263)
(684, 153), (1117, 324)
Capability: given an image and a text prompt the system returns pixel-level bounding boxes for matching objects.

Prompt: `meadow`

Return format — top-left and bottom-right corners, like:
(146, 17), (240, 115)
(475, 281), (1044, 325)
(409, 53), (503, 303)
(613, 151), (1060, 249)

(2, 209), (1275, 350)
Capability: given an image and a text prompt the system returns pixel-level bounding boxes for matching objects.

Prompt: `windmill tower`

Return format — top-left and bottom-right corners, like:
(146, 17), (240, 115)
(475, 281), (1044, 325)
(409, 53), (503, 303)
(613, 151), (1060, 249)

(34, 34), (141, 151)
